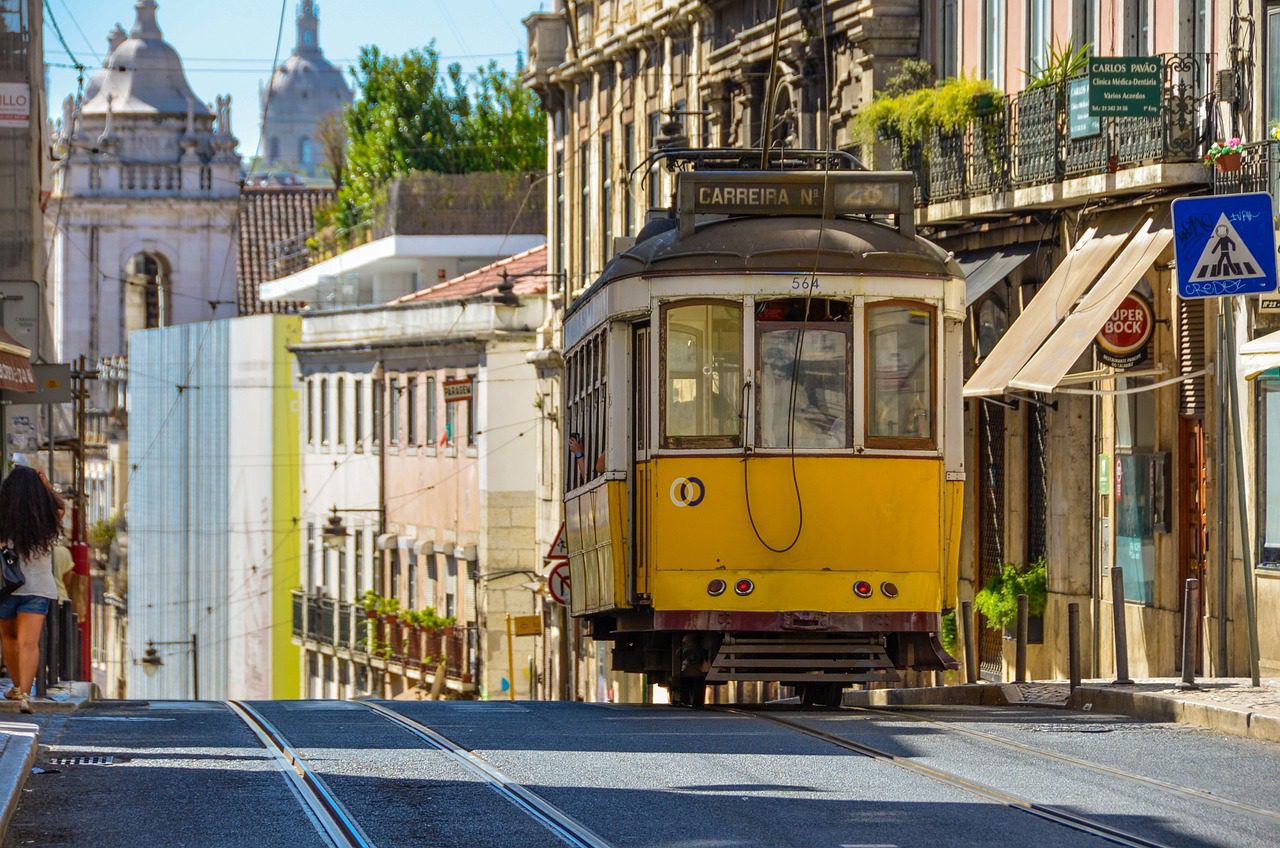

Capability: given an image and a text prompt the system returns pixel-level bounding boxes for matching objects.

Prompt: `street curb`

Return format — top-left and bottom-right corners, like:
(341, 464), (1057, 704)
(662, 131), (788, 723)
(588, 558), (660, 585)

(841, 684), (1006, 707)
(1069, 685), (1276, 743)
(0, 721), (39, 843)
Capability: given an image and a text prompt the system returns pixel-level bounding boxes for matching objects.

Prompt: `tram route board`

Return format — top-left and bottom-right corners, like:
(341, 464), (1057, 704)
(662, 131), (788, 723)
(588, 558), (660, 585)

(677, 171), (915, 235)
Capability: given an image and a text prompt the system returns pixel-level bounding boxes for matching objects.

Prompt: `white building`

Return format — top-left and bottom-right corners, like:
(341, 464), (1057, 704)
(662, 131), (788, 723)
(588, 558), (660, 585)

(259, 0), (351, 181)
(48, 0), (241, 364)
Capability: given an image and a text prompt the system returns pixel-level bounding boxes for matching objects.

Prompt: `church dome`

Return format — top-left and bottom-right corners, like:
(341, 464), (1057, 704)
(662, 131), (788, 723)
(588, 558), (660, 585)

(81, 2), (210, 117)
(266, 51), (351, 110)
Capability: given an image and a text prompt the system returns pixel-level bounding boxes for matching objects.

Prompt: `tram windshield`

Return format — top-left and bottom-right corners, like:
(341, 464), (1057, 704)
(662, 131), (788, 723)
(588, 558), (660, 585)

(757, 322), (850, 449)
(867, 303), (934, 444)
(663, 302), (743, 447)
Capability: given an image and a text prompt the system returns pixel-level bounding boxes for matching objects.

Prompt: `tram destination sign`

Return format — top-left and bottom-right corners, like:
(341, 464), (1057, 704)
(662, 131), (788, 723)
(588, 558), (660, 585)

(677, 171), (915, 236)
(1087, 57), (1163, 117)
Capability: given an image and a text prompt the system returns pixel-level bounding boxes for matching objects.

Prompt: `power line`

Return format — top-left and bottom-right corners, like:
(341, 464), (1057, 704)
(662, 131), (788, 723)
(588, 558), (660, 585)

(42, 0), (85, 73)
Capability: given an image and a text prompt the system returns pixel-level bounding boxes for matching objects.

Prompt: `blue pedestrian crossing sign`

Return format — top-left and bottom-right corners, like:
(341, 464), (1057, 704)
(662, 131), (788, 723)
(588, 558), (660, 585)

(1172, 193), (1278, 299)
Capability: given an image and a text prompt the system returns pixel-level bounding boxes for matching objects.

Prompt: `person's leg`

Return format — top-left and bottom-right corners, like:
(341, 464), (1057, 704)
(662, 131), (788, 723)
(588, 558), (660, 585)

(13, 609), (47, 697)
(0, 607), (18, 692)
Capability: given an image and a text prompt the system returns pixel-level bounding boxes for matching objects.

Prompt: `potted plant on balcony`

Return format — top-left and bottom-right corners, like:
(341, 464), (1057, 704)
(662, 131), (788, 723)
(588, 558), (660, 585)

(377, 596), (400, 623)
(974, 556), (1047, 643)
(360, 589), (380, 619)
(1205, 138), (1244, 173)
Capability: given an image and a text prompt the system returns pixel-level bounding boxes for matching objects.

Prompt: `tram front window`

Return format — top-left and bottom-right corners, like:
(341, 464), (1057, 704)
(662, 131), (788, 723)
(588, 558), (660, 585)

(757, 327), (849, 449)
(867, 302), (934, 446)
(663, 302), (742, 447)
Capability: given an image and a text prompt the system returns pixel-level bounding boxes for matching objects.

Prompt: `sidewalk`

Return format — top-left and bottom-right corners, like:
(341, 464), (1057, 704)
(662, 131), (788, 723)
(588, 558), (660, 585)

(0, 721), (38, 842)
(843, 677), (1280, 744)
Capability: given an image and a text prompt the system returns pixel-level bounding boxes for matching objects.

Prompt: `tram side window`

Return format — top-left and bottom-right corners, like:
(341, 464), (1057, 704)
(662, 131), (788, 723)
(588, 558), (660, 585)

(756, 299), (851, 449)
(663, 302), (742, 448)
(866, 302), (935, 447)
(565, 331), (607, 490)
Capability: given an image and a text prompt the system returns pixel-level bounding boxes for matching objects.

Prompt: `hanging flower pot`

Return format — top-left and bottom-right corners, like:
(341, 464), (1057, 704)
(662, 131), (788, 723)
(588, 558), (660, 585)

(1215, 152), (1243, 173)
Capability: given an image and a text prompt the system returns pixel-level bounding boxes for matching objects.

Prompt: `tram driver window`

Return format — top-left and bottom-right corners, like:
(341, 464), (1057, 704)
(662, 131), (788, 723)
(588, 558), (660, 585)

(866, 302), (935, 447)
(662, 302), (743, 448)
(756, 298), (851, 449)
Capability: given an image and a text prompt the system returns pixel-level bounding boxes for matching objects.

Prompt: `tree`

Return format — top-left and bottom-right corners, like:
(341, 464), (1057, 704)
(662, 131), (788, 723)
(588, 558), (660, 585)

(315, 112), (347, 190)
(329, 43), (545, 230)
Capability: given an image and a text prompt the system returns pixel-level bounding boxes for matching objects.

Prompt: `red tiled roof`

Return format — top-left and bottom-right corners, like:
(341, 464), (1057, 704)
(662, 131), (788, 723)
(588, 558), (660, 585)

(236, 185), (334, 315)
(394, 244), (550, 304)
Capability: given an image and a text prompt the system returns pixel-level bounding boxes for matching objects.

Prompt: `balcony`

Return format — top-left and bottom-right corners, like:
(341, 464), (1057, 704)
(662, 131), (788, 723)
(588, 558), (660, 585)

(1211, 141), (1280, 197)
(887, 54), (1210, 225)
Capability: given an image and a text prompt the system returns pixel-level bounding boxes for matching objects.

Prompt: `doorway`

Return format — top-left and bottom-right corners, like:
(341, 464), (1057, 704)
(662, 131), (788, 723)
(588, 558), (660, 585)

(1177, 416), (1206, 674)
(977, 399), (1007, 680)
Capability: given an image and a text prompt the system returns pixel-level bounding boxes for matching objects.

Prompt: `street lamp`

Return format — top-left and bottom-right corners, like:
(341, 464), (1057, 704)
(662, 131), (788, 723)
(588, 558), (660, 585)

(139, 635), (199, 699)
(321, 505), (384, 550)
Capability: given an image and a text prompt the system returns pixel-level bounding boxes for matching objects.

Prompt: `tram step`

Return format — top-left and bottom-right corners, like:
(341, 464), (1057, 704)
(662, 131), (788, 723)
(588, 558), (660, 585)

(705, 638), (901, 684)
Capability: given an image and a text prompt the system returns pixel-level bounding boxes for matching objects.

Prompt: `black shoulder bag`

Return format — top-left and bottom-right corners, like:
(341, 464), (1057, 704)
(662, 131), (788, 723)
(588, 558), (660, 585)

(0, 546), (24, 600)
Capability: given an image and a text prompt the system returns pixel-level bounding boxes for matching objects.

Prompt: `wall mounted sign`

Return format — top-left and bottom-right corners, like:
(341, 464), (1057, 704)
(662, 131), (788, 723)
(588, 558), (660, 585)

(1068, 78), (1101, 139)
(0, 84), (30, 128)
(1096, 291), (1153, 368)
(443, 377), (473, 403)
(1087, 57), (1163, 117)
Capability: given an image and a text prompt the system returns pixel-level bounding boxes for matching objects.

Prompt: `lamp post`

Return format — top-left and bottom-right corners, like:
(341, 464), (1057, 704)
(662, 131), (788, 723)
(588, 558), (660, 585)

(140, 634), (199, 699)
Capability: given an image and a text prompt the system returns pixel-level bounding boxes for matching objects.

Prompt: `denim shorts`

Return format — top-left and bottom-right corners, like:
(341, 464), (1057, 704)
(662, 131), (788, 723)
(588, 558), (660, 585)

(0, 595), (51, 619)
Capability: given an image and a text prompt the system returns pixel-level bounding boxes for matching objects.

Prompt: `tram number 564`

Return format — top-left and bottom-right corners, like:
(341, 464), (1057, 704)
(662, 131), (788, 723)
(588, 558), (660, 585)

(791, 276), (820, 291)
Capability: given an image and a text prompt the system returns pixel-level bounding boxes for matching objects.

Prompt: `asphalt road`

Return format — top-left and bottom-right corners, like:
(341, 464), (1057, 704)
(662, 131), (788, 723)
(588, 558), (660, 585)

(6, 699), (1279, 847)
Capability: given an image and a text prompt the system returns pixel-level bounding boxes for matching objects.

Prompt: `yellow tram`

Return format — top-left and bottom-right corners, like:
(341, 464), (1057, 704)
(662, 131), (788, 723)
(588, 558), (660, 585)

(562, 161), (965, 705)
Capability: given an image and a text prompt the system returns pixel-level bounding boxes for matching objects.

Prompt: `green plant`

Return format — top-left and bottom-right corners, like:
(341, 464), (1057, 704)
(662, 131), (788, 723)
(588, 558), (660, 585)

(882, 58), (936, 98)
(360, 589), (380, 614)
(854, 75), (1003, 148)
(1023, 40), (1090, 91)
(974, 557), (1047, 631)
(1204, 137), (1244, 166)
(88, 515), (119, 551)
(377, 596), (401, 618)
(940, 609), (958, 656)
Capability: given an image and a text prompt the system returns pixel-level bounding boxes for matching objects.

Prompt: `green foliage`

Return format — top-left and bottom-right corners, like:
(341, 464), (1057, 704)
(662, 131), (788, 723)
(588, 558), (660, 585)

(378, 596), (401, 618)
(401, 607), (452, 631)
(882, 58), (936, 98)
(1023, 40), (1090, 92)
(974, 557), (1047, 631)
(88, 515), (119, 551)
(360, 589), (380, 614)
(329, 44), (546, 232)
(940, 609), (958, 656)
(855, 75), (1003, 147)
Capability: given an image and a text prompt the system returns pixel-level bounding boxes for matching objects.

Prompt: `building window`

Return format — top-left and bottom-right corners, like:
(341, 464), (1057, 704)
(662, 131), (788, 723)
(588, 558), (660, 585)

(319, 378), (329, 444)
(336, 377), (345, 447)
(407, 556), (417, 609)
(446, 396), (458, 447)
(1115, 378), (1159, 603)
(388, 375), (400, 445)
(1027, 0), (1052, 75)
(555, 148), (566, 287)
(1269, 8), (1280, 124)
(406, 376), (418, 445)
(337, 547), (348, 603)
(306, 523), (316, 590)
(601, 132), (613, 262)
(467, 383), (478, 447)
(426, 376), (437, 446)
(1259, 372), (1280, 570)
(269, 137), (280, 161)
(579, 145), (592, 287)
(1125, 0), (1151, 55)
(983, 0), (1004, 84)
(390, 549), (402, 600)
(446, 556), (458, 618)
(353, 378), (363, 445)
(866, 302), (935, 448)
(1074, 0), (1098, 50)
(355, 531), (365, 594)
(661, 302), (743, 449)
(927, 0), (959, 79)
(647, 111), (661, 210)
(306, 379), (314, 445)
(300, 137), (315, 166)
(623, 122), (635, 236)
(372, 380), (382, 445)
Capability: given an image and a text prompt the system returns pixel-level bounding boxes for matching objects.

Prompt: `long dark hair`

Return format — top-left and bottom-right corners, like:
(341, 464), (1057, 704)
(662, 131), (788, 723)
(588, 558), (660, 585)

(0, 466), (62, 559)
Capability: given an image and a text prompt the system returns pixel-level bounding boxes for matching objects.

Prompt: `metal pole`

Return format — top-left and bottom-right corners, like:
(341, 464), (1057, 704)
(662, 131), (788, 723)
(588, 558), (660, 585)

(506, 614), (516, 702)
(1178, 578), (1200, 691)
(1068, 602), (1081, 692)
(1223, 306), (1262, 686)
(44, 402), (53, 479)
(1111, 566), (1134, 684)
(961, 599), (978, 684)
(1015, 593), (1028, 684)
(191, 633), (199, 701)
(1216, 303), (1230, 674)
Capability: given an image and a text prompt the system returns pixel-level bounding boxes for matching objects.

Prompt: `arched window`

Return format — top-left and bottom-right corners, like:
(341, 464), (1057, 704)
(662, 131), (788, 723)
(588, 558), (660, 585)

(299, 137), (315, 165)
(124, 252), (171, 334)
(269, 137), (281, 161)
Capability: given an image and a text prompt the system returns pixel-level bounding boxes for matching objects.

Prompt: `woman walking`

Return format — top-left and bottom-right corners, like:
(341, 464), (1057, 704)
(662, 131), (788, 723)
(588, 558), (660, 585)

(0, 466), (63, 713)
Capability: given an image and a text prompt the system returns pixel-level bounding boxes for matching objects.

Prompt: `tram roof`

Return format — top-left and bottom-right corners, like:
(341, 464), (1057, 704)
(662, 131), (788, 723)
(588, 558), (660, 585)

(568, 214), (958, 318)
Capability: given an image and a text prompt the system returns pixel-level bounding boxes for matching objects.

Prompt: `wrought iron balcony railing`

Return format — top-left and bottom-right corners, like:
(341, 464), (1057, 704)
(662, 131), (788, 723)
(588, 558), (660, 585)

(886, 53), (1209, 210)
(1212, 141), (1280, 197)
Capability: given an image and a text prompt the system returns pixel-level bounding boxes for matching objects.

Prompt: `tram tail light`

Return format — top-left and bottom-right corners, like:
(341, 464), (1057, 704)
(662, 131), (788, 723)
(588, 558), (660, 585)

(707, 579), (727, 597)
(880, 581), (899, 599)
(734, 578), (755, 596)
(852, 581), (873, 598)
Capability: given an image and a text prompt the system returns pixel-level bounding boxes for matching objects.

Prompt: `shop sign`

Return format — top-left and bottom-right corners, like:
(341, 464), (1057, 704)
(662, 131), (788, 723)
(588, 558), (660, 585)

(1096, 292), (1153, 368)
(0, 84), (30, 128)
(443, 378), (472, 403)
(1068, 78), (1101, 139)
(1088, 57), (1163, 117)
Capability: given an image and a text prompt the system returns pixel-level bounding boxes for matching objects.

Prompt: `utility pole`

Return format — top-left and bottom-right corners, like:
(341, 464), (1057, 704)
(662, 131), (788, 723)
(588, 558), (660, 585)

(70, 356), (97, 681)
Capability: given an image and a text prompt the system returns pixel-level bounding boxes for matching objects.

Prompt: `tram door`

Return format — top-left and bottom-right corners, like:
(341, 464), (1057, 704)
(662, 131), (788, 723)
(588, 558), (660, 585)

(976, 400), (1007, 680)
(632, 323), (651, 601)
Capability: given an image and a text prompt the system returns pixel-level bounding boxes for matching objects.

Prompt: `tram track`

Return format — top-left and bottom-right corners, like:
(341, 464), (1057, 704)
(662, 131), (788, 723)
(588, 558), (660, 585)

(721, 706), (1181, 848)
(844, 704), (1280, 828)
(225, 699), (614, 848)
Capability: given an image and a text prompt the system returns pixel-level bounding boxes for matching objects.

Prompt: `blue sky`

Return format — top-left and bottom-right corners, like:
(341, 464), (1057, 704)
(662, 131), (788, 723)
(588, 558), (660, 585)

(45, 0), (543, 160)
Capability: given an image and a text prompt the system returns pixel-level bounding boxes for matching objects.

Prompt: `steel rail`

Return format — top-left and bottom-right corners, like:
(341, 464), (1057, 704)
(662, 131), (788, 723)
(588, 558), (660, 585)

(226, 700), (376, 848)
(845, 705), (1280, 827)
(356, 701), (615, 848)
(721, 707), (1176, 848)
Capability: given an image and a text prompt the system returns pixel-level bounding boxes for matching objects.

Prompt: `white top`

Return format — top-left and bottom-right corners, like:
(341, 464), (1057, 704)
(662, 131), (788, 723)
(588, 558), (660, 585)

(11, 548), (58, 600)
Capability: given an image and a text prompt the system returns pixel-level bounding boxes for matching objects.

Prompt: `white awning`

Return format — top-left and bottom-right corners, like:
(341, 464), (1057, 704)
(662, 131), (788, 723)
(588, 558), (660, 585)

(964, 210), (1141, 398)
(412, 539), (435, 557)
(1009, 213), (1173, 393)
(1241, 329), (1280, 380)
(958, 243), (1038, 306)
(375, 533), (399, 550)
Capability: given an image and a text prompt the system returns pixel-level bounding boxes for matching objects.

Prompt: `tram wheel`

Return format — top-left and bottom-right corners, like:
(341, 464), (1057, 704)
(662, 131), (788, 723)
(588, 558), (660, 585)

(669, 678), (706, 709)
(800, 683), (844, 708)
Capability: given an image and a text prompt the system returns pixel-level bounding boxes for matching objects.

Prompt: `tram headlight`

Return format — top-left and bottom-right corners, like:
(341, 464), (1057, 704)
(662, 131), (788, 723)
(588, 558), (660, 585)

(707, 579), (727, 597)
(734, 578), (754, 596)
(880, 581), (899, 599)
(852, 580), (873, 598)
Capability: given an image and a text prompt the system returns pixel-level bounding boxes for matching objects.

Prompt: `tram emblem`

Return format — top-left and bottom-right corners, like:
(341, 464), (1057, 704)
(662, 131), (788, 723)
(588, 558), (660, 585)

(669, 476), (706, 508)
